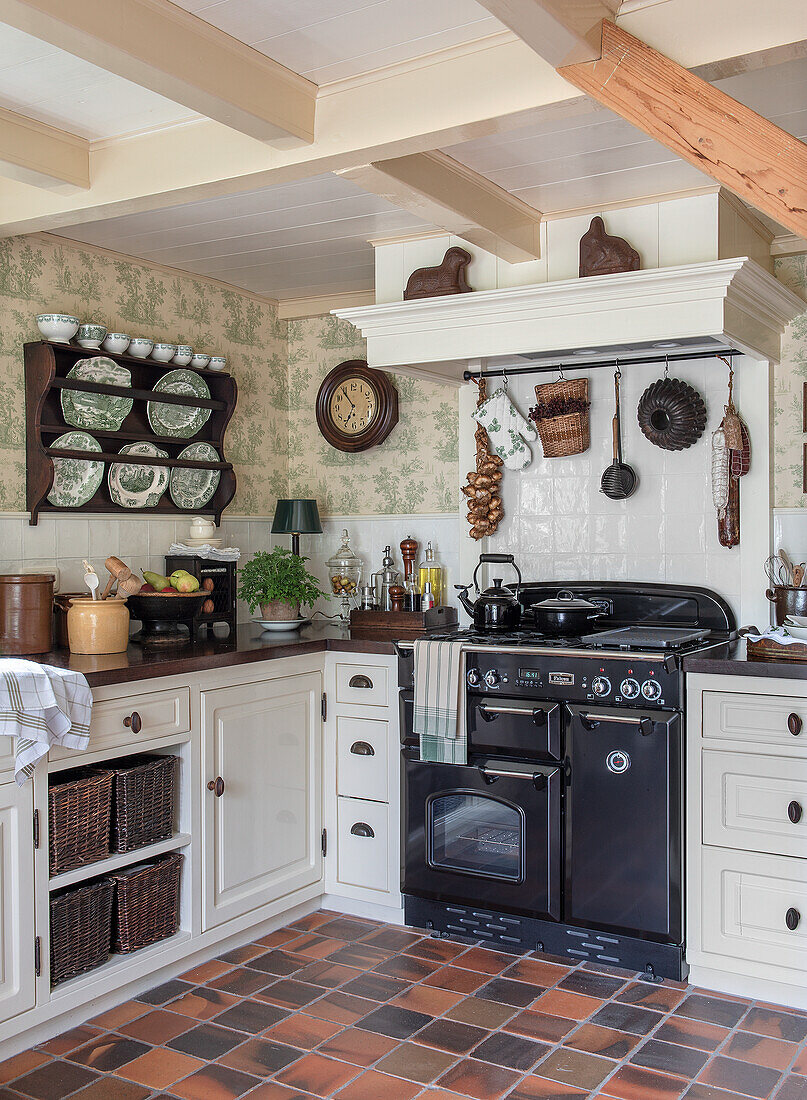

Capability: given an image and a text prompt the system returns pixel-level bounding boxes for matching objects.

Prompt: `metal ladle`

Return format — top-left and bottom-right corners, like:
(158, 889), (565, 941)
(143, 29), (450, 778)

(600, 369), (637, 500)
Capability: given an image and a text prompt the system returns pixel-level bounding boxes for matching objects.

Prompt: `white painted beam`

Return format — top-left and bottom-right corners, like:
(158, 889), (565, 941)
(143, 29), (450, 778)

(0, 0), (316, 145)
(0, 107), (88, 191)
(337, 151), (541, 262)
(475, 0), (621, 65)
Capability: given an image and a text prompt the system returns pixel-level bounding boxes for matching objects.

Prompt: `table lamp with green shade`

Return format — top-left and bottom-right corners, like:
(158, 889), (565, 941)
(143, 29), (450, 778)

(271, 499), (323, 556)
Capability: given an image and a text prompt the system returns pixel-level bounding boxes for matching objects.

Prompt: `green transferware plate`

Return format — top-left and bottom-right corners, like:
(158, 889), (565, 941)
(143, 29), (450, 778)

(47, 431), (104, 508)
(61, 357), (134, 430)
(170, 442), (221, 510)
(147, 369), (211, 438)
(108, 441), (170, 509)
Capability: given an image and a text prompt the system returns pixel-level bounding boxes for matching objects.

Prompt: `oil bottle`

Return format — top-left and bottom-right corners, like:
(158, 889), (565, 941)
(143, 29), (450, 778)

(418, 541), (444, 607)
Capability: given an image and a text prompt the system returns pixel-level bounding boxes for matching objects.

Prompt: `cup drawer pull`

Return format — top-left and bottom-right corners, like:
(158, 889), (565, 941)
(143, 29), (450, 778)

(123, 711), (142, 734)
(350, 741), (375, 756)
(788, 712), (803, 736)
(348, 674), (373, 689)
(786, 907), (801, 931)
(788, 801), (803, 824)
(350, 822), (375, 838)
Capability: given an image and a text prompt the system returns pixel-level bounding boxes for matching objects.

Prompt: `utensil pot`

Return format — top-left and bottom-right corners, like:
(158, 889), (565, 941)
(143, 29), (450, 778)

(766, 585), (807, 625)
(68, 597), (130, 654)
(0, 573), (54, 653)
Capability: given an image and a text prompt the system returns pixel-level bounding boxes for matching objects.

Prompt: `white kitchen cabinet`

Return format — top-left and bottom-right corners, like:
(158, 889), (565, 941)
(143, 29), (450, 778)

(201, 671), (323, 929)
(0, 781), (36, 1025)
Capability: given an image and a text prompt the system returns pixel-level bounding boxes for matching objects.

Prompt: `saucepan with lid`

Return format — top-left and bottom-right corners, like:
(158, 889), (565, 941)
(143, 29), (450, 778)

(529, 590), (608, 637)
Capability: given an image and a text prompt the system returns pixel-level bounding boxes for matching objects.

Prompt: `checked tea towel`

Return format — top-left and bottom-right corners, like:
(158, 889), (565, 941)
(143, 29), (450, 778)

(0, 659), (93, 785)
(413, 638), (466, 764)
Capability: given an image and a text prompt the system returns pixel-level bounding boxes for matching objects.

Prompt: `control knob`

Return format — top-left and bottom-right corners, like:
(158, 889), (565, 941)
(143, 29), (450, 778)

(620, 678), (640, 700)
(592, 676), (611, 697)
(641, 679), (662, 701)
(466, 668), (481, 687)
(484, 669), (501, 687)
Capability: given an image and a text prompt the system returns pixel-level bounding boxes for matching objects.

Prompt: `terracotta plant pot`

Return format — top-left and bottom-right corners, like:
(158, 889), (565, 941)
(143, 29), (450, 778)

(260, 599), (300, 621)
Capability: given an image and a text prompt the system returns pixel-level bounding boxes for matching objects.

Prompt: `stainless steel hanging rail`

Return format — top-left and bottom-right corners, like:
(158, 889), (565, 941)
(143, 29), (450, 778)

(462, 346), (742, 382)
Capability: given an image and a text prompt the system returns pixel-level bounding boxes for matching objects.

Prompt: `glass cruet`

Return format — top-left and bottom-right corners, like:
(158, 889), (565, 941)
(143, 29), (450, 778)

(326, 529), (363, 620)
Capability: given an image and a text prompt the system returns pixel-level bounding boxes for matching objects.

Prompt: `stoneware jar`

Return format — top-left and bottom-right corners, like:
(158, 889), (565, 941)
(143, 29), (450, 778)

(67, 597), (130, 654)
(0, 573), (55, 654)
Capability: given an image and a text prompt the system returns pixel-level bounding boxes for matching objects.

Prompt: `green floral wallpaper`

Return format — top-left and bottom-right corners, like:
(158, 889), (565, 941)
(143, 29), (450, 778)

(773, 255), (807, 508)
(286, 314), (458, 514)
(0, 233), (458, 517)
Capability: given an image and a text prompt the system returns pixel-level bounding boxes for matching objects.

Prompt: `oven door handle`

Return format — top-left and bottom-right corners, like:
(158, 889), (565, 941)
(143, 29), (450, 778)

(478, 704), (548, 724)
(479, 766), (548, 790)
(578, 711), (655, 736)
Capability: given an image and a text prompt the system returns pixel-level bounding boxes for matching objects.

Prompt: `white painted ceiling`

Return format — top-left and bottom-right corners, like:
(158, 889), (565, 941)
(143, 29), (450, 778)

(170, 0), (505, 85)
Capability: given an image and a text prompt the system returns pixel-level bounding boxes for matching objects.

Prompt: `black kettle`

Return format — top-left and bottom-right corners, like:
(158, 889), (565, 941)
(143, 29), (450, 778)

(455, 554), (522, 632)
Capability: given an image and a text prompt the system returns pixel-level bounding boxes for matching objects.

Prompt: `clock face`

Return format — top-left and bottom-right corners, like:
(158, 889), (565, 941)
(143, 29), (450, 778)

(328, 376), (377, 436)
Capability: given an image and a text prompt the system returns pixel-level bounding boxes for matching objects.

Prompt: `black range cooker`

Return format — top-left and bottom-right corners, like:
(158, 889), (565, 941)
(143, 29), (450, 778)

(397, 582), (735, 981)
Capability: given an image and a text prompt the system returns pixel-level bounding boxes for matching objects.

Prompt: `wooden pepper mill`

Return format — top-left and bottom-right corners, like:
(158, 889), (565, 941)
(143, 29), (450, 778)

(388, 585), (406, 612)
(400, 537), (418, 580)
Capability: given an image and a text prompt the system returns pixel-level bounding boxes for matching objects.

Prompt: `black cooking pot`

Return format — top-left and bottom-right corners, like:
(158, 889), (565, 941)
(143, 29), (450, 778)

(455, 554), (522, 633)
(530, 590), (607, 637)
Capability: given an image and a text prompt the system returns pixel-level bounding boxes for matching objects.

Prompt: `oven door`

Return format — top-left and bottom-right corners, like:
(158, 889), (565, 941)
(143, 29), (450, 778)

(565, 703), (682, 942)
(468, 698), (561, 760)
(403, 751), (562, 919)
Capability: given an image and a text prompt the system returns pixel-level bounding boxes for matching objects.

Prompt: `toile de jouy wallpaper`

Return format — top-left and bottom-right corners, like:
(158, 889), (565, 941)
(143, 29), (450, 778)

(773, 255), (807, 508)
(0, 233), (458, 517)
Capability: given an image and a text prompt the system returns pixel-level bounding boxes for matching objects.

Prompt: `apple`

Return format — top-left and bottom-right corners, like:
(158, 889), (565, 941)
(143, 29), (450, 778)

(160, 586), (174, 594)
(140, 583), (156, 593)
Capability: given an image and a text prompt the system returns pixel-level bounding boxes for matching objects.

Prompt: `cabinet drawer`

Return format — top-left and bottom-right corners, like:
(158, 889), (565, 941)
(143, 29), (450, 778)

(703, 750), (807, 859)
(50, 686), (190, 760)
(703, 690), (807, 750)
(702, 847), (807, 973)
(336, 717), (389, 801)
(335, 663), (389, 709)
(337, 797), (389, 893)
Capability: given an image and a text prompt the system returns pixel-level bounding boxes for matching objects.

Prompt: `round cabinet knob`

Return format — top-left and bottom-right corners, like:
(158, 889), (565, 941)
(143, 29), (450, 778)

(123, 711), (142, 734)
(484, 669), (500, 687)
(592, 676), (611, 697)
(789, 713), (803, 736)
(207, 776), (225, 798)
(641, 680), (662, 701)
(788, 800), (803, 824)
(786, 907), (801, 931)
(620, 678), (640, 700)
(467, 668), (481, 687)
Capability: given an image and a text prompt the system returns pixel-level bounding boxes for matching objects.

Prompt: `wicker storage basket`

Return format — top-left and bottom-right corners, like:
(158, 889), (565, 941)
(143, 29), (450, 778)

(532, 377), (590, 457)
(111, 851), (183, 953)
(110, 754), (177, 853)
(48, 767), (114, 876)
(50, 878), (114, 987)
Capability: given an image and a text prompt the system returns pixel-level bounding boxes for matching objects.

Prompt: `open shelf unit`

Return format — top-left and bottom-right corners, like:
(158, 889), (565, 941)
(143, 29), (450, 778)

(49, 832), (191, 891)
(25, 341), (237, 525)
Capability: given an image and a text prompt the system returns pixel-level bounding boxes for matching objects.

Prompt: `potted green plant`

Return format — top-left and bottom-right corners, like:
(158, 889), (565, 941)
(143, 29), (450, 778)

(238, 547), (327, 621)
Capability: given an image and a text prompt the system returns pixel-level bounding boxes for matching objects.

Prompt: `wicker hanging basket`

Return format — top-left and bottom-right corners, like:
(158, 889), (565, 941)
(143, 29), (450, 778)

(531, 378), (590, 458)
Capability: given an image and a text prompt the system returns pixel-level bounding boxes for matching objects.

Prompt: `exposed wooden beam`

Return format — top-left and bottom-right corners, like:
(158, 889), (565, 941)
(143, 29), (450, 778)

(559, 20), (807, 240)
(337, 151), (541, 262)
(0, 107), (88, 190)
(0, 0), (316, 145)
(474, 0), (621, 66)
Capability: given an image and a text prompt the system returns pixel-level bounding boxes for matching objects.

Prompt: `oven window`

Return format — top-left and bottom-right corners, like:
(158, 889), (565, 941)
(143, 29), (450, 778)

(428, 793), (523, 882)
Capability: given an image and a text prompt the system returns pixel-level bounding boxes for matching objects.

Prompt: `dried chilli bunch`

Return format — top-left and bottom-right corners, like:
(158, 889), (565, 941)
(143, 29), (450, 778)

(462, 377), (504, 539)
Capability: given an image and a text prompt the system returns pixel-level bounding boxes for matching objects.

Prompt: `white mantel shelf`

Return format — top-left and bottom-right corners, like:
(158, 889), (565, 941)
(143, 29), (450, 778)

(335, 258), (804, 382)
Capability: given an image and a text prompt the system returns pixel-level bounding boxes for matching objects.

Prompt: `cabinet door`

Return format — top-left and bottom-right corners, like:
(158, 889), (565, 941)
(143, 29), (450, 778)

(0, 781), (35, 1024)
(202, 673), (322, 929)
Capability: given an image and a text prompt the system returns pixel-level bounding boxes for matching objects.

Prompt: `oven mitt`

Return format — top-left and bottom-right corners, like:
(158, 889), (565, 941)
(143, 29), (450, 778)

(472, 387), (537, 470)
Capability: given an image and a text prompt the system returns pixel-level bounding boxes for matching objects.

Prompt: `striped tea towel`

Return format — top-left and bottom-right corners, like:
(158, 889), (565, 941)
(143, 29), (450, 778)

(0, 659), (93, 785)
(413, 639), (466, 764)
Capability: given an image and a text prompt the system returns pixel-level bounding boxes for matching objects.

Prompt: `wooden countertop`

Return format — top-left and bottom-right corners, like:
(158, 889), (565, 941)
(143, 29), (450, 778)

(28, 622), (397, 688)
(683, 639), (807, 680)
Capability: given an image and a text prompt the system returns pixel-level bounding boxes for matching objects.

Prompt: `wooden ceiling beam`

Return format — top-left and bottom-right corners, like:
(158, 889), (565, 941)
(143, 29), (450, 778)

(336, 151), (541, 262)
(559, 20), (807, 240)
(474, 0), (621, 66)
(0, 106), (88, 190)
(0, 0), (316, 145)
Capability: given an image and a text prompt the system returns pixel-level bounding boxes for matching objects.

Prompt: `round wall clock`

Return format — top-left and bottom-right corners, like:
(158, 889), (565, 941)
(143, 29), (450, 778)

(315, 360), (399, 452)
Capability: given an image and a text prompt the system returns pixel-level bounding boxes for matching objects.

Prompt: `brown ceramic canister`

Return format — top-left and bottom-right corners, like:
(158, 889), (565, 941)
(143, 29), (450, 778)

(0, 573), (55, 654)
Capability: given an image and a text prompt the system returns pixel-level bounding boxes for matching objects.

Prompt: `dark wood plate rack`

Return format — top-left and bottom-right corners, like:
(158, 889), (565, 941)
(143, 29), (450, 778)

(25, 341), (237, 525)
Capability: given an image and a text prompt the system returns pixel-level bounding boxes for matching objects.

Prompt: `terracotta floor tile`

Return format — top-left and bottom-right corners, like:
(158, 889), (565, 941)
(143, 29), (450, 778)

(335, 1068), (421, 1100)
(257, 979), (324, 1011)
(589, 1002), (664, 1035)
(288, 910), (339, 932)
(306, 991), (377, 1025)
(653, 1015), (730, 1052)
(179, 959), (232, 983)
(217, 944), (265, 965)
(12, 1059), (99, 1099)
(723, 1031), (798, 1071)
(683, 1084), (759, 1100)
(446, 997), (518, 1029)
(275, 1052), (360, 1096)
(361, 927), (424, 952)
(207, 966), (274, 997)
(372, 954), (439, 982)
(317, 1027), (398, 1066)
(0, 1051), (51, 1085)
(437, 1057), (522, 1099)
(325, 944), (391, 971)
(234, 1084), (307, 1100)
(357, 1003), (433, 1039)
(250, 948), (325, 974)
(534, 1048), (615, 1091)
(121, 1047), (205, 1089)
(458, 947), (517, 975)
(340, 972), (409, 1001)
(135, 979), (193, 1006)
(564, 1023), (642, 1059)
(219, 1037), (303, 1075)
(474, 977), (542, 1008)
(37, 1026), (102, 1056)
(505, 1009), (579, 1044)
(391, 984), (463, 1016)
(315, 918), (378, 942)
(120, 1008), (194, 1044)
(171, 1063), (261, 1099)
(474, 1030), (550, 1071)
(741, 1009), (807, 1043)
(557, 971), (628, 1000)
(416, 1017), (489, 1054)
(403, 937), (467, 963)
(600, 1063), (689, 1098)
(263, 1013), (344, 1050)
(616, 981), (687, 1013)
(697, 1054), (782, 1098)
(88, 1002), (148, 1030)
(508, 1078), (589, 1099)
(774, 1076), (807, 1100)
(505, 958), (572, 988)
(423, 965), (490, 994)
(293, 961), (363, 990)
(73, 1080), (151, 1099)
(168, 1022), (246, 1060)
(532, 989), (604, 1021)
(793, 1047), (807, 1075)
(68, 1035), (151, 1072)
(629, 1038), (709, 1078)
(168, 987), (240, 1020)
(376, 1040), (457, 1083)
(215, 999), (292, 1034)
(674, 994), (748, 1029)
(254, 928), (304, 949)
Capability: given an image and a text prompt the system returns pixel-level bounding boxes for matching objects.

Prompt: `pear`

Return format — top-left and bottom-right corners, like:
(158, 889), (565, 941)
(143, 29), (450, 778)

(170, 569), (200, 593)
(143, 570), (171, 591)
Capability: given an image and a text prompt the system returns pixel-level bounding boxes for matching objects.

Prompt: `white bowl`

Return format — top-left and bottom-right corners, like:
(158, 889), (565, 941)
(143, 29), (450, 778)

(36, 314), (79, 342)
(102, 333), (130, 355)
(151, 342), (177, 362)
(785, 614), (807, 628)
(208, 356), (227, 371)
(128, 337), (154, 358)
(190, 352), (210, 369)
(786, 624), (807, 642)
(76, 323), (107, 349)
(173, 345), (193, 366)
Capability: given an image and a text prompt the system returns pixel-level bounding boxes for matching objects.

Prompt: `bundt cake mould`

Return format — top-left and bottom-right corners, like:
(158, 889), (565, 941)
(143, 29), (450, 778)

(637, 377), (707, 451)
